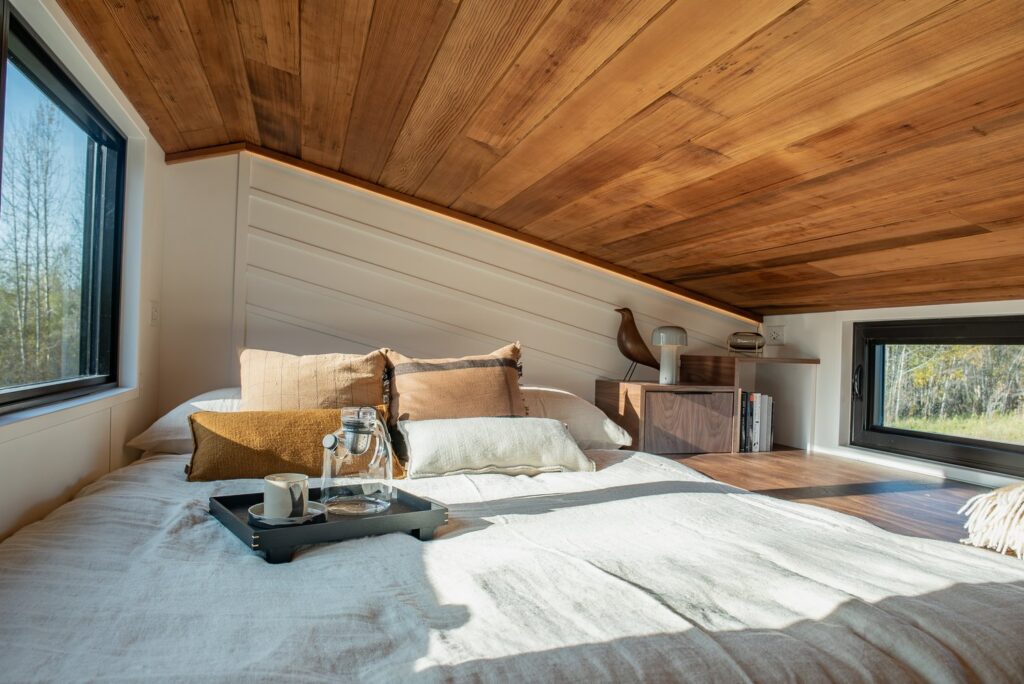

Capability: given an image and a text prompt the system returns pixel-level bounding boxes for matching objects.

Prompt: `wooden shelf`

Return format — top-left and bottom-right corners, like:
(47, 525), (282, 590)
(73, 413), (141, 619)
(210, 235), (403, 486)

(680, 354), (818, 387)
(726, 356), (820, 364)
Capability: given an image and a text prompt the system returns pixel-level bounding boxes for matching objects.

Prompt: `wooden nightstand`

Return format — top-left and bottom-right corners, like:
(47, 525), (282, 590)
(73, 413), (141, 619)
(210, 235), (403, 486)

(595, 380), (740, 454)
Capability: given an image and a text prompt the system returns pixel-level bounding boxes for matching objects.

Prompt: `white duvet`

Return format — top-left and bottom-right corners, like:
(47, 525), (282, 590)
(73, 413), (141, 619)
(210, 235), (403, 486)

(1, 450), (1023, 683)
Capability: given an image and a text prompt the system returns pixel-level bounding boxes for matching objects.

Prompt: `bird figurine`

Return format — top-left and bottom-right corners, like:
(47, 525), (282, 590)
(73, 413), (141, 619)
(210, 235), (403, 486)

(615, 308), (659, 380)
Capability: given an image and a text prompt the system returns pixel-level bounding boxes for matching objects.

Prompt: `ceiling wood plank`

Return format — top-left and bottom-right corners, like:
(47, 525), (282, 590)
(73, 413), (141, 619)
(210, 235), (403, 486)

(554, 203), (687, 256)
(378, 0), (556, 194)
(610, 114), (1024, 269)
(463, 0), (671, 154)
(652, 218), (988, 281)
(100, 0), (227, 145)
(526, 8), (1024, 241)
(232, 0), (299, 74)
(451, 0), (801, 215)
(486, 94), (726, 231)
(244, 59), (300, 157)
(65, 0), (1024, 314)
(692, 0), (1024, 165)
(340, 0), (459, 183)
(299, 0), (374, 169)
(178, 0), (261, 144)
(693, 256), (1024, 312)
(415, 136), (503, 206)
(57, 0), (187, 151)
(811, 227), (1024, 277)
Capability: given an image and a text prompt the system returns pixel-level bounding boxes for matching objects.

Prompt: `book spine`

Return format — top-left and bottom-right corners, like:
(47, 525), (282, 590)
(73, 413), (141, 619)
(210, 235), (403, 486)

(739, 391), (747, 452)
(760, 395), (771, 452)
(752, 394), (761, 452)
(747, 393), (754, 452)
(744, 392), (753, 452)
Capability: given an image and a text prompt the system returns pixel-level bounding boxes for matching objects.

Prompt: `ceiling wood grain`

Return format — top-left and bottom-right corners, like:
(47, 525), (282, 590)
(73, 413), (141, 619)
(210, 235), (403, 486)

(59, 0), (1024, 314)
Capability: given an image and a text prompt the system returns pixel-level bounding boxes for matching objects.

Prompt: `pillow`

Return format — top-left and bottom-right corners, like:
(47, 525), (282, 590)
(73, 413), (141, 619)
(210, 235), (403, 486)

(385, 343), (526, 424)
(240, 348), (386, 410)
(186, 407), (404, 481)
(399, 417), (593, 478)
(522, 386), (632, 450)
(126, 388), (241, 454)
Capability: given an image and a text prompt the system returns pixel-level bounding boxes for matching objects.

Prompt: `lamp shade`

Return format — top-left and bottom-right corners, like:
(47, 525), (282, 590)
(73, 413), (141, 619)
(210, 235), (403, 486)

(651, 326), (688, 347)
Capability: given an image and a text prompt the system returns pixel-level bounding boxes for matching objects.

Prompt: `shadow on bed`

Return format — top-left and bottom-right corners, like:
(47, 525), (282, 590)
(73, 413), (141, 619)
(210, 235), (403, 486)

(439, 480), (746, 538)
(417, 580), (1024, 682)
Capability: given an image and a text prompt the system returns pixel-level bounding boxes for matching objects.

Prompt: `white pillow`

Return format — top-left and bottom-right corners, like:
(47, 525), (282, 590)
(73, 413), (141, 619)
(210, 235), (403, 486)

(522, 386), (631, 450)
(126, 388), (242, 454)
(399, 417), (594, 479)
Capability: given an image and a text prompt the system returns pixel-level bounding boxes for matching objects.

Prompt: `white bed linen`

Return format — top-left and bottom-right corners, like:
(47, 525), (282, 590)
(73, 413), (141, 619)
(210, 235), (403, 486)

(0, 450), (1022, 683)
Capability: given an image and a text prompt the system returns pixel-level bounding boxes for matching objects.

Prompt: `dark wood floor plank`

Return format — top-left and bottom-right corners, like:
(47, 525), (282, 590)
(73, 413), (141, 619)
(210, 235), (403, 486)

(672, 449), (987, 543)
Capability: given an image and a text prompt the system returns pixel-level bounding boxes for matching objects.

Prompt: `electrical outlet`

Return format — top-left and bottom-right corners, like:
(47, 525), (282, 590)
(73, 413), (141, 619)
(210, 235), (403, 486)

(766, 325), (785, 346)
(149, 301), (161, 327)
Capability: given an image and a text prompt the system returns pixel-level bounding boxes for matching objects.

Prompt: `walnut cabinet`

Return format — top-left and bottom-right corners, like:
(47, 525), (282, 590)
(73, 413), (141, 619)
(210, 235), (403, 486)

(595, 380), (740, 455)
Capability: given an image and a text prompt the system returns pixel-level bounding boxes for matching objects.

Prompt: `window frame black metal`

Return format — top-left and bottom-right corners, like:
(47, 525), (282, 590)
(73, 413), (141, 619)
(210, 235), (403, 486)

(0, 5), (126, 417)
(851, 315), (1024, 477)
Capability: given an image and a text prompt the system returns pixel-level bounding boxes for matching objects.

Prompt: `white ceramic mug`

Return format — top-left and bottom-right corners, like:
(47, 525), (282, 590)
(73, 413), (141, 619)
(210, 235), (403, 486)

(264, 473), (308, 518)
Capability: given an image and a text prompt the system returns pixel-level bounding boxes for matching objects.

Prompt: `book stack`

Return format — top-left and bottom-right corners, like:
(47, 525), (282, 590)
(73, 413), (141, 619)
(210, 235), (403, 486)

(739, 392), (774, 452)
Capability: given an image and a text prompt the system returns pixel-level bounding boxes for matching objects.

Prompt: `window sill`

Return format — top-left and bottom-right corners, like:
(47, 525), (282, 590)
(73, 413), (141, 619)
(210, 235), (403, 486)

(0, 386), (139, 446)
(818, 443), (1022, 489)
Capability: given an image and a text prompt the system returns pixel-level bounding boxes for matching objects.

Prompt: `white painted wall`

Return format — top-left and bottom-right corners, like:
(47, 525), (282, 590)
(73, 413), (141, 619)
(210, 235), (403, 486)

(766, 299), (1024, 487)
(159, 153), (756, 411)
(0, 1), (164, 539)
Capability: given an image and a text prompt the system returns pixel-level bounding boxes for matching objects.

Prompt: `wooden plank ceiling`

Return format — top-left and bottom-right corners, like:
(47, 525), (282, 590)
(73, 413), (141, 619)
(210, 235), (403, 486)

(60, 0), (1024, 315)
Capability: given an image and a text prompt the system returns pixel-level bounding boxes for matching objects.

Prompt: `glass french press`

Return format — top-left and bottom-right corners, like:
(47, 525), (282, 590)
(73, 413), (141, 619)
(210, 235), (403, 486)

(321, 406), (394, 515)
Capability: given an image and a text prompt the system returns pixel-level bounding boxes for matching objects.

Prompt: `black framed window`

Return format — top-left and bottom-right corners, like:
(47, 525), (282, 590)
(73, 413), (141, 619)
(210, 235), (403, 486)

(0, 6), (125, 415)
(851, 316), (1024, 476)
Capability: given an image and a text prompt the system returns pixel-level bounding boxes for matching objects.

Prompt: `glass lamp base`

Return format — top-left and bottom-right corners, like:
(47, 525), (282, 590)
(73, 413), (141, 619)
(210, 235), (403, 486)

(324, 495), (391, 516)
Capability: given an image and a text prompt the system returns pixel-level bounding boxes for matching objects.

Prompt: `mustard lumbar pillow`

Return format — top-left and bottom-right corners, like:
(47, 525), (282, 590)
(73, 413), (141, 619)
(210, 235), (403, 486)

(186, 408), (404, 482)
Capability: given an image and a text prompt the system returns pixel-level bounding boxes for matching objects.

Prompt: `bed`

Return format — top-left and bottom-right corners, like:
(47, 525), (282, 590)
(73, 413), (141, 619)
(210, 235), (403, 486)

(0, 449), (1022, 683)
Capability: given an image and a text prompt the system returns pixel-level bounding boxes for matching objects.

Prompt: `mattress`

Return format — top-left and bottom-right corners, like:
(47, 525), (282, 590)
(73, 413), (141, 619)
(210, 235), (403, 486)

(0, 450), (1022, 683)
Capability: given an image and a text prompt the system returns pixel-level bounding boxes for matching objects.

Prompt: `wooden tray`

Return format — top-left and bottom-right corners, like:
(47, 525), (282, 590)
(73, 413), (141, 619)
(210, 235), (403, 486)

(209, 487), (448, 563)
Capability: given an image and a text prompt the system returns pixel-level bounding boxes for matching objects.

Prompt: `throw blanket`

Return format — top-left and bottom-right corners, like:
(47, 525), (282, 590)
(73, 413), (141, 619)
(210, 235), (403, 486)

(0, 451), (1022, 683)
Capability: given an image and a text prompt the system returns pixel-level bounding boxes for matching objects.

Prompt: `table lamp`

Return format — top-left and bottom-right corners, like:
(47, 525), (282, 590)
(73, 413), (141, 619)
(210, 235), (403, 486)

(651, 326), (688, 384)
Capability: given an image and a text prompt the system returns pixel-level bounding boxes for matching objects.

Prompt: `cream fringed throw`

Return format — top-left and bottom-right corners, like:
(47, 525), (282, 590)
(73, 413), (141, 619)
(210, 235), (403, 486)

(959, 482), (1024, 558)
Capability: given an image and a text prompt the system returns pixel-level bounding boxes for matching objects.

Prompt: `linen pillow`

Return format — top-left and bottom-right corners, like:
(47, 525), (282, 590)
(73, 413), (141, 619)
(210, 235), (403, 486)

(385, 343), (526, 424)
(186, 407), (404, 481)
(126, 388), (241, 454)
(240, 348), (386, 410)
(522, 386), (632, 450)
(399, 417), (594, 478)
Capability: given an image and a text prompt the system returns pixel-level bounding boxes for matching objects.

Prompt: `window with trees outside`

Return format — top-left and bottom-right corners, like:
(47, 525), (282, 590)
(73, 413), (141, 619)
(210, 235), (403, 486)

(0, 8), (125, 416)
(851, 316), (1024, 477)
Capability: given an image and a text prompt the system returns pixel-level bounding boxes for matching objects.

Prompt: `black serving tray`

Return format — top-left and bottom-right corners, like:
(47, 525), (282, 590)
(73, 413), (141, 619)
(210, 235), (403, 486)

(209, 487), (448, 564)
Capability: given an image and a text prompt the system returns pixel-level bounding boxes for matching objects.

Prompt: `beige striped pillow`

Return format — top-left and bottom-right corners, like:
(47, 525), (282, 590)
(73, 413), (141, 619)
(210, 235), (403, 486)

(385, 343), (526, 424)
(239, 348), (386, 410)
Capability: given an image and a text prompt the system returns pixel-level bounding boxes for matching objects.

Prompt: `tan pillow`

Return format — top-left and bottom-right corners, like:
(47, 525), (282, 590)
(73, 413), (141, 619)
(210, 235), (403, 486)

(239, 348), (386, 410)
(186, 407), (405, 481)
(385, 343), (526, 424)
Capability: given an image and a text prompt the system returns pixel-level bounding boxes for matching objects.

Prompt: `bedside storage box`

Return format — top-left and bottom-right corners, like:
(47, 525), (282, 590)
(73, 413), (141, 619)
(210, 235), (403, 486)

(210, 487), (448, 563)
(595, 380), (740, 454)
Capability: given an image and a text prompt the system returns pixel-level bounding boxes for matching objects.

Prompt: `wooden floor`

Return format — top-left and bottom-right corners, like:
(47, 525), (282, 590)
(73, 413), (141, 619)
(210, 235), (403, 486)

(671, 449), (988, 543)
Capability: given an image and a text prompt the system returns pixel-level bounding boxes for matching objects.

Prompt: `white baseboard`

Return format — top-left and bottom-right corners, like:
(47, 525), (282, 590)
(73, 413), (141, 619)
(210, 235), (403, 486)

(813, 444), (1021, 489)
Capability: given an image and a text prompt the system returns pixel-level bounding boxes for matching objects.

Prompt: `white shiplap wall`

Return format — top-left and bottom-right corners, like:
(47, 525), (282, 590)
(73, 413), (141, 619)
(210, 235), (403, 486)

(161, 153), (754, 409)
